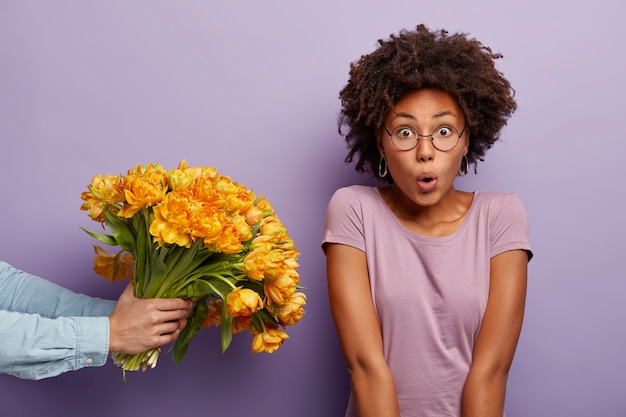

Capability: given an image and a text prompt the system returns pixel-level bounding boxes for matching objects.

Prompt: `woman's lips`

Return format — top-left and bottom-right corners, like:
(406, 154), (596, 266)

(417, 174), (437, 192)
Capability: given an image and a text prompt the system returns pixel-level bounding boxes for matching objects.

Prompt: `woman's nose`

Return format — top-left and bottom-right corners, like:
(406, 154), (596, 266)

(415, 136), (435, 161)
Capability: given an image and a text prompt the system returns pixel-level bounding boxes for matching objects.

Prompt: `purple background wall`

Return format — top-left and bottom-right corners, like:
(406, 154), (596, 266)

(1, 1), (625, 416)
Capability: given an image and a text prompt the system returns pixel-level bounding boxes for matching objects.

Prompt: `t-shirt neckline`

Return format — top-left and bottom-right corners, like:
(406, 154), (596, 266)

(372, 186), (478, 242)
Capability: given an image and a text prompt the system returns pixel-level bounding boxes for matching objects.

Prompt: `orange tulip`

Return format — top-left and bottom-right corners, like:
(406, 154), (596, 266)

(277, 292), (307, 326)
(226, 287), (263, 317)
(251, 328), (289, 353)
(92, 246), (134, 282)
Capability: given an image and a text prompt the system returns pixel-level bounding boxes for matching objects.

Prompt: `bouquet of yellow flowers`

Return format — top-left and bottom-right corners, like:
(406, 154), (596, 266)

(80, 160), (305, 374)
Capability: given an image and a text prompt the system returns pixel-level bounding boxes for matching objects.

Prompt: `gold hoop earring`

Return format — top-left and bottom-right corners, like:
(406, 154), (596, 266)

(378, 154), (388, 178)
(458, 155), (469, 176)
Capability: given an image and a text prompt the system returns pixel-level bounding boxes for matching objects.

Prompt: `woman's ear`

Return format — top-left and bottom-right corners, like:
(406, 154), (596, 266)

(376, 128), (385, 153)
(462, 133), (469, 155)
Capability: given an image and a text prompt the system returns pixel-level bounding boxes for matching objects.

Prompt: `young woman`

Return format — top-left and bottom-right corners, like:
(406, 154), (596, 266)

(323, 25), (533, 417)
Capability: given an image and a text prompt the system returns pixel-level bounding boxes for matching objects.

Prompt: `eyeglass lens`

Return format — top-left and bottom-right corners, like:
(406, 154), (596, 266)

(389, 125), (461, 151)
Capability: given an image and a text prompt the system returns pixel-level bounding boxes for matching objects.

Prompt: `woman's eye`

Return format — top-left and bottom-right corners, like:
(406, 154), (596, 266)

(436, 127), (452, 137)
(397, 128), (413, 138)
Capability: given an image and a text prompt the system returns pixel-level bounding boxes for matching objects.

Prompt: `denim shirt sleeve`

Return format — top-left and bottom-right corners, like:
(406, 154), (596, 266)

(0, 261), (117, 380)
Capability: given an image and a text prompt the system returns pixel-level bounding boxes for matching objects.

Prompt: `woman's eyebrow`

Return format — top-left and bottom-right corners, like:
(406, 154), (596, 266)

(432, 110), (459, 119)
(391, 111), (417, 121)
(391, 110), (460, 121)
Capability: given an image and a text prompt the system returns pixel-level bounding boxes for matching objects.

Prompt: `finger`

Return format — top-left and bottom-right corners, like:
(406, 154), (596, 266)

(155, 308), (193, 324)
(148, 332), (179, 349)
(159, 327), (183, 344)
(150, 298), (195, 312)
(154, 321), (181, 337)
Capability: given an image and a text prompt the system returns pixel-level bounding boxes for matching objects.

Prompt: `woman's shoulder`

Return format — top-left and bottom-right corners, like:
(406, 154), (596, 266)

(333, 184), (378, 196)
(471, 190), (529, 224)
(329, 185), (380, 205)
(326, 185), (387, 223)
(473, 190), (526, 208)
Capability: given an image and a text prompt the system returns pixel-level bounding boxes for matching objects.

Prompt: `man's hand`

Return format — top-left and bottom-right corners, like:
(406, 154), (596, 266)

(108, 283), (195, 354)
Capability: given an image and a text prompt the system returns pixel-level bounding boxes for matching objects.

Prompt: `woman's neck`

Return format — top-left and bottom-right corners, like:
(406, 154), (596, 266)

(379, 185), (474, 237)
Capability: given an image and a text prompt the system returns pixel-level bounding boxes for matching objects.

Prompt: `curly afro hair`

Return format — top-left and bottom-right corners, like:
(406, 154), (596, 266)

(338, 24), (517, 182)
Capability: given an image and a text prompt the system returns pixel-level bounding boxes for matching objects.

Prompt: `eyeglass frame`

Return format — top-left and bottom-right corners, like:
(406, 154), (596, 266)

(381, 123), (467, 152)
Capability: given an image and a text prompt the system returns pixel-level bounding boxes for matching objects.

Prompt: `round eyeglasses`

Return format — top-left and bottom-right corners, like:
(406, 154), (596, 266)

(382, 124), (466, 152)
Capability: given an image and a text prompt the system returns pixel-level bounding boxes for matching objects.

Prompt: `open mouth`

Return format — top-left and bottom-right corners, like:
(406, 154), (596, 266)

(417, 174), (437, 191)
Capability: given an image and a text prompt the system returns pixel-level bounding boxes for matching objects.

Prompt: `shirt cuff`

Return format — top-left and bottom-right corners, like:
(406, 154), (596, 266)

(75, 316), (110, 368)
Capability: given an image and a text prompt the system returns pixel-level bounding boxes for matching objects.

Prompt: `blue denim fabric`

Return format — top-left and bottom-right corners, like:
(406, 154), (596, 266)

(0, 261), (116, 379)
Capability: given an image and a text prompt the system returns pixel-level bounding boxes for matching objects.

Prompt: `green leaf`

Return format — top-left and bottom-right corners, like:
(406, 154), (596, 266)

(165, 240), (207, 278)
(132, 210), (154, 296)
(103, 211), (136, 253)
(205, 279), (235, 299)
(220, 298), (233, 353)
(181, 280), (219, 299)
(144, 253), (169, 298)
(254, 307), (280, 327)
(80, 227), (118, 247)
(173, 298), (208, 364)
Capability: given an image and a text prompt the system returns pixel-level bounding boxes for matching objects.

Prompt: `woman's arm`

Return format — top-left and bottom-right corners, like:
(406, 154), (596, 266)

(326, 243), (401, 417)
(461, 249), (528, 417)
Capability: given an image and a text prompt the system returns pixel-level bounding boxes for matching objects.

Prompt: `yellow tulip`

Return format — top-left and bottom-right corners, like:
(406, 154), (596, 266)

(214, 224), (244, 254)
(254, 195), (274, 216)
(118, 175), (168, 218)
(259, 216), (287, 237)
(249, 234), (273, 250)
(277, 292), (307, 326)
(232, 215), (252, 242)
(226, 287), (263, 317)
(150, 191), (196, 247)
(80, 174), (124, 222)
(193, 205), (226, 242)
(168, 167), (200, 190)
(88, 174), (123, 201)
(92, 246), (134, 282)
(202, 299), (222, 328)
(231, 315), (252, 334)
(241, 248), (270, 280)
(224, 192), (253, 214)
(198, 165), (219, 182)
(251, 328), (289, 353)
(244, 206), (263, 226)
(264, 273), (298, 306)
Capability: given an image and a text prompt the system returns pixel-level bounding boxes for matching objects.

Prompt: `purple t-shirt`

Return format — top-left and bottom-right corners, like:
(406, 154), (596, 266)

(322, 185), (532, 417)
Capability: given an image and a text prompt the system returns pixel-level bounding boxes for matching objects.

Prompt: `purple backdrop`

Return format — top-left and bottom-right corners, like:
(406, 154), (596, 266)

(1, 1), (625, 416)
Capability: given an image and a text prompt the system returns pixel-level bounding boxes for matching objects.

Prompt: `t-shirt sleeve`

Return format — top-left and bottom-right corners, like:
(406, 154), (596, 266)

(322, 187), (366, 253)
(490, 193), (533, 261)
